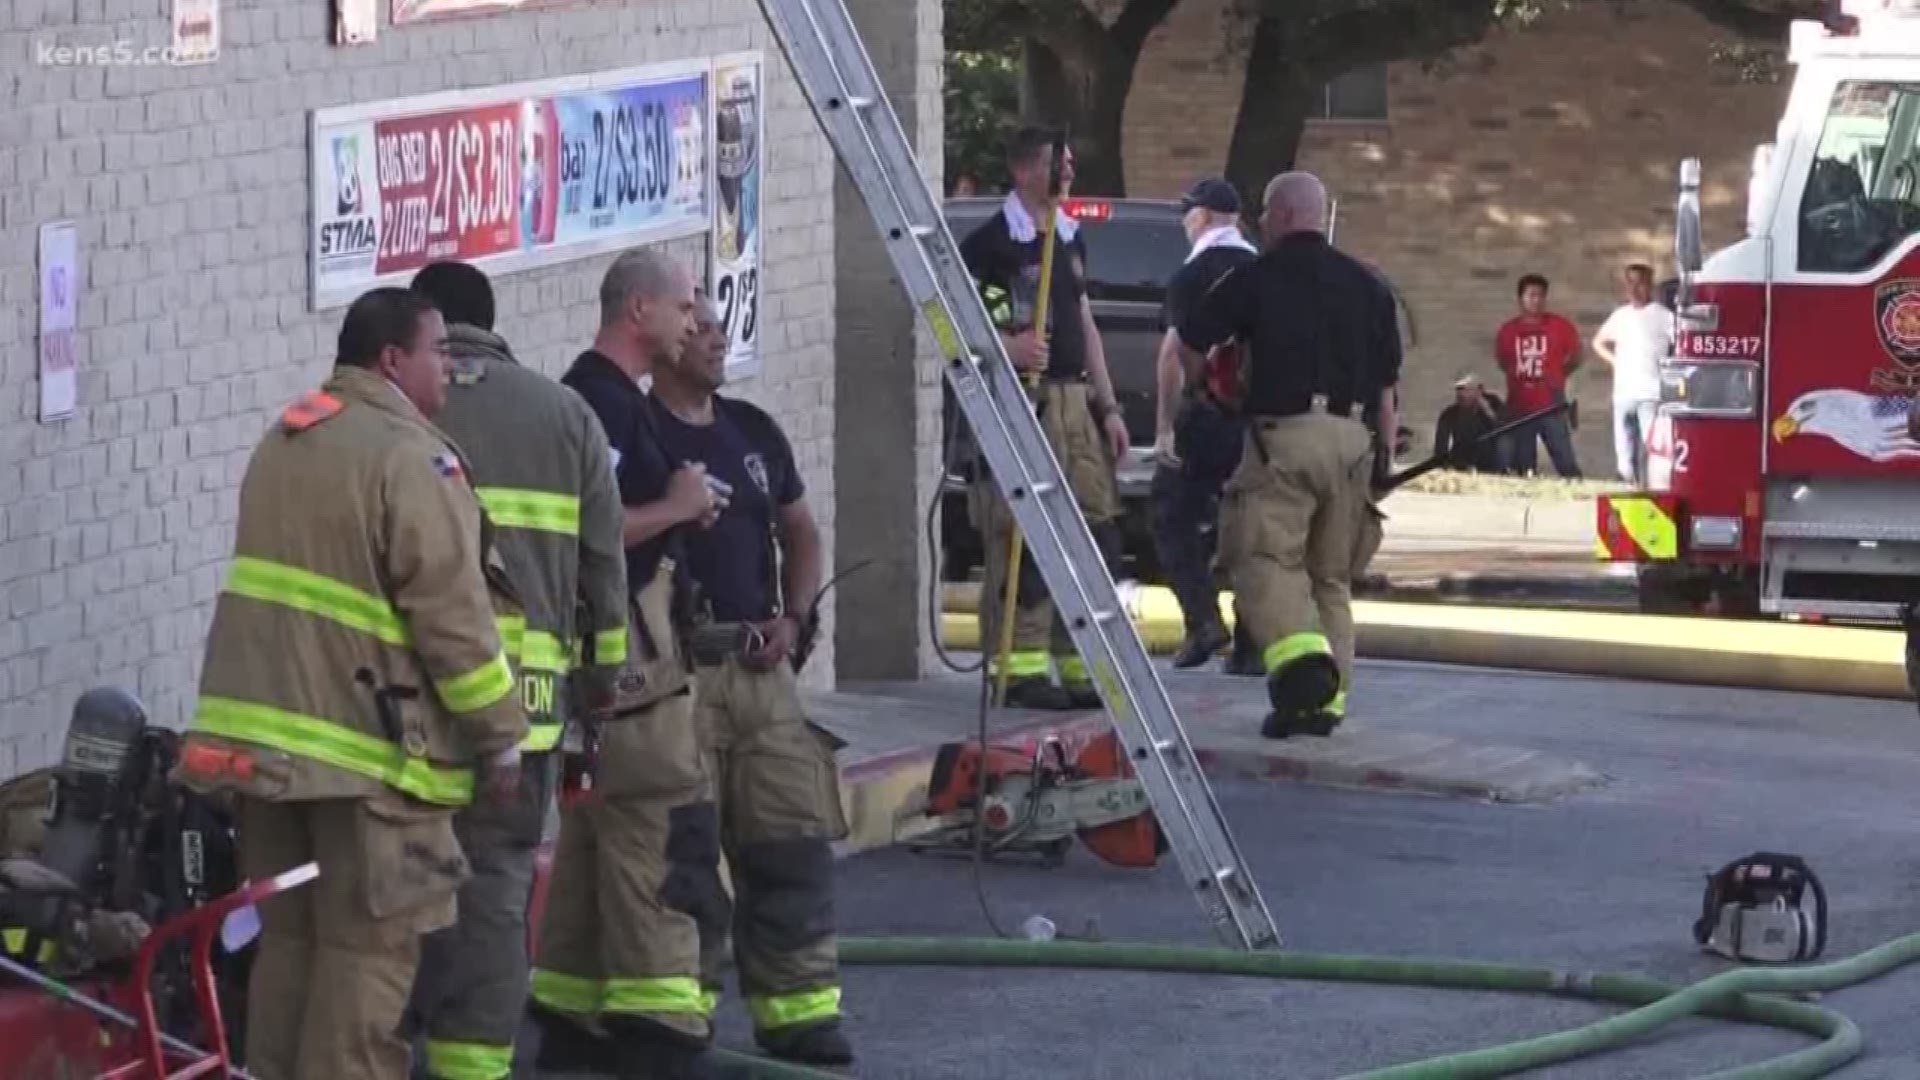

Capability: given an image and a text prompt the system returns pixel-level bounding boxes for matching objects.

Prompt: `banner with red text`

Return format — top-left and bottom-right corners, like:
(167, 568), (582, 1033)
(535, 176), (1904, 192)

(310, 61), (711, 309)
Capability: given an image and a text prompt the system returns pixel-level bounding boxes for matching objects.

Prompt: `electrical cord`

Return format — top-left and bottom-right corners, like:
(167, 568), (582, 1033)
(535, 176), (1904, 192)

(926, 408), (985, 675)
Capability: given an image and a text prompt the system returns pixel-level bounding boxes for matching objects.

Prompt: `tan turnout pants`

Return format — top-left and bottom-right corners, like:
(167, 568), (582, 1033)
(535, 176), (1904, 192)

(240, 793), (469, 1080)
(971, 379), (1119, 685)
(693, 654), (850, 1035)
(1216, 410), (1386, 712)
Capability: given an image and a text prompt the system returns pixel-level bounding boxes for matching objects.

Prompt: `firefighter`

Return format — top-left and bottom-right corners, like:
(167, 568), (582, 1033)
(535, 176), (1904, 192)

(960, 125), (1132, 710)
(647, 293), (853, 1067)
(528, 248), (730, 1080)
(174, 287), (529, 1080)
(1176, 172), (1401, 738)
(401, 261), (629, 1080)
(1151, 177), (1259, 671)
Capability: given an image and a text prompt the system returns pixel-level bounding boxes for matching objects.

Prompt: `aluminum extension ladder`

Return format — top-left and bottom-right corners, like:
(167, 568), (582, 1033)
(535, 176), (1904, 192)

(753, 0), (1281, 951)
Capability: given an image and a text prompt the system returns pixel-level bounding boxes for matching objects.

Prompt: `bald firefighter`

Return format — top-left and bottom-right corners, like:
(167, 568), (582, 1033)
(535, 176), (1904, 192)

(175, 287), (528, 1080)
(529, 248), (730, 1080)
(401, 261), (629, 1080)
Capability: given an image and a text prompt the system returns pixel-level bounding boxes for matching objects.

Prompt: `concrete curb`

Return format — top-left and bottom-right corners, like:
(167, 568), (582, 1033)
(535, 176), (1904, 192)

(1378, 492), (1594, 545)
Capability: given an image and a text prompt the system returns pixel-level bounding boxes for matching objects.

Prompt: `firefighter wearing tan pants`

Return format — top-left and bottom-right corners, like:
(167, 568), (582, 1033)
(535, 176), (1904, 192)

(960, 126), (1134, 710)
(968, 378), (1121, 705)
(1176, 172), (1402, 738)
(529, 250), (730, 1080)
(649, 295), (853, 1068)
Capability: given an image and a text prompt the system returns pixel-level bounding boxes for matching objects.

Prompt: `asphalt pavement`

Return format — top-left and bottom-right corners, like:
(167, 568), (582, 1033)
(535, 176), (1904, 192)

(699, 660), (1920, 1080)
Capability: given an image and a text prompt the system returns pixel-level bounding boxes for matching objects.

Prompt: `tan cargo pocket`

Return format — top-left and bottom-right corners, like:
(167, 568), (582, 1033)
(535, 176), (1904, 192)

(731, 718), (849, 845)
(357, 794), (467, 932)
(593, 691), (707, 801)
(610, 566), (691, 716)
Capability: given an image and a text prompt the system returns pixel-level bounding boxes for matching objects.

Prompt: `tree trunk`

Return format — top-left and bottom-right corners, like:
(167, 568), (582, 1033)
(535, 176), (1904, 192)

(1021, 39), (1135, 197)
(1223, 14), (1318, 223)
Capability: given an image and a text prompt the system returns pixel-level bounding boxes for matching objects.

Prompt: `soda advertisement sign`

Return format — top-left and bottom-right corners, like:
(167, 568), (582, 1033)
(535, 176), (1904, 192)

(310, 62), (711, 309)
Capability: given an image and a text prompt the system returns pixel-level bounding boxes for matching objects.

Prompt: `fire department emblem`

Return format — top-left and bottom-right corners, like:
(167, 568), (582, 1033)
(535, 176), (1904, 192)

(744, 453), (770, 496)
(1874, 278), (1920, 367)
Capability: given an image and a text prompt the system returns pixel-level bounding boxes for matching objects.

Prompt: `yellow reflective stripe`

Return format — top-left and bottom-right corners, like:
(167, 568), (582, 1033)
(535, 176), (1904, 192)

(1055, 654), (1090, 686)
(1326, 690), (1348, 719)
(749, 986), (841, 1030)
(224, 556), (407, 646)
(496, 617), (573, 675)
(993, 650), (1050, 679)
(1616, 497), (1679, 559)
(424, 1040), (513, 1080)
(530, 970), (601, 1016)
(1263, 631), (1332, 675)
(603, 976), (713, 1018)
(476, 488), (580, 536)
(593, 627), (628, 667)
(437, 653), (514, 714)
(3, 928), (57, 964)
(520, 722), (562, 753)
(192, 695), (474, 806)
(701, 988), (721, 1015)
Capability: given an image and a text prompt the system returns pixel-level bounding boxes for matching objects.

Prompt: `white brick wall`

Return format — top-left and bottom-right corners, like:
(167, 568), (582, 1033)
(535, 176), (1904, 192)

(0, 0), (851, 769)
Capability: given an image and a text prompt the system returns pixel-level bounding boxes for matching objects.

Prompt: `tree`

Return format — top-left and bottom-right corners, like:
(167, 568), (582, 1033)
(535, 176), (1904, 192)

(1220, 0), (1557, 216)
(948, 0), (1183, 196)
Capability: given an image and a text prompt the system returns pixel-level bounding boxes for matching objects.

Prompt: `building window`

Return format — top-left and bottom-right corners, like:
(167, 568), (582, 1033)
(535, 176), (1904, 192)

(1312, 63), (1388, 122)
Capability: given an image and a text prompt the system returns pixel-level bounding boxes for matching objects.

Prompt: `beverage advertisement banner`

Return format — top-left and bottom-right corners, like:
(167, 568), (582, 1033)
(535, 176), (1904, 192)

(310, 62), (710, 309)
(710, 52), (763, 375)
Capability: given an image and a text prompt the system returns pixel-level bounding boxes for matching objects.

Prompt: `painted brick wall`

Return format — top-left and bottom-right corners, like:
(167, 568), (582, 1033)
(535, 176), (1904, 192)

(1123, 0), (1790, 475)
(0, 0), (846, 774)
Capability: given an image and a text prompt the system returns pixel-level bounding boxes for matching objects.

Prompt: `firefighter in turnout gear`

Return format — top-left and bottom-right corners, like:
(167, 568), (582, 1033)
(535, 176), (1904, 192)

(401, 262), (629, 1080)
(1176, 172), (1401, 739)
(529, 249), (731, 1080)
(648, 294), (852, 1067)
(959, 126), (1132, 711)
(174, 288), (529, 1080)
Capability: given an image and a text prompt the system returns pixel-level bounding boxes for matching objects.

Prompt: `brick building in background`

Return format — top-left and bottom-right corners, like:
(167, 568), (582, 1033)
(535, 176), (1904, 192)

(0, 0), (946, 771)
(1124, 0), (1790, 472)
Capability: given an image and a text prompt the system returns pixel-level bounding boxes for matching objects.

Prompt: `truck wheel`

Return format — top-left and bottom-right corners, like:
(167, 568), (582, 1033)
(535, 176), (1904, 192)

(1635, 565), (1703, 616)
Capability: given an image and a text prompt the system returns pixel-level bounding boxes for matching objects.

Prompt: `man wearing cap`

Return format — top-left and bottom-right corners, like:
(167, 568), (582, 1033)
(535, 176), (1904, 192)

(1433, 372), (1506, 474)
(1176, 171), (1402, 739)
(1152, 178), (1261, 671)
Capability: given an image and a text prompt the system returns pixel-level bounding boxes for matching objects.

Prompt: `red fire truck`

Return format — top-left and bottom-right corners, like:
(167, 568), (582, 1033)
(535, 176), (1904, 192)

(1599, 0), (1920, 680)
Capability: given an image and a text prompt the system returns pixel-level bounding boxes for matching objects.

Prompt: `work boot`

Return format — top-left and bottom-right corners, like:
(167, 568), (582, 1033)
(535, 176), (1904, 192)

(1261, 707), (1343, 740)
(607, 1017), (717, 1080)
(1266, 656), (1339, 722)
(1061, 683), (1103, 710)
(757, 1020), (855, 1067)
(1001, 676), (1080, 711)
(531, 1006), (619, 1074)
(1173, 621), (1230, 669)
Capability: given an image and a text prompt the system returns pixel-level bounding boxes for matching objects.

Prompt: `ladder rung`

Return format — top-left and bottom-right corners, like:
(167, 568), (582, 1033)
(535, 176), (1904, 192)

(1092, 609), (1117, 623)
(911, 225), (936, 239)
(847, 95), (874, 110)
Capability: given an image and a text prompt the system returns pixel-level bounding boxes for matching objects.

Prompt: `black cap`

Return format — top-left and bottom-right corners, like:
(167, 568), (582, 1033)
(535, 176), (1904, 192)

(1180, 177), (1240, 215)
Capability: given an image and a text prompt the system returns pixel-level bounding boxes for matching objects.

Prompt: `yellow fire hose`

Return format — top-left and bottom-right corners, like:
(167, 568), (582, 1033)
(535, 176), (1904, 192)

(990, 140), (1067, 707)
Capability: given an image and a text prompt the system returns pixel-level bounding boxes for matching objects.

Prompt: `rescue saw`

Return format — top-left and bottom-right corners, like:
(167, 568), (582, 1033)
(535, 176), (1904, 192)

(906, 731), (1167, 869)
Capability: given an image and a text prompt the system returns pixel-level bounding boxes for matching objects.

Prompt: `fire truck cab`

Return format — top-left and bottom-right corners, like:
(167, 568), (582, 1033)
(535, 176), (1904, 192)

(1602, 0), (1920, 668)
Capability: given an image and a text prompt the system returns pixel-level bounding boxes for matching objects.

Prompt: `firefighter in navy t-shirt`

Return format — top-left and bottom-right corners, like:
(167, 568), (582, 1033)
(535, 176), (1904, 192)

(646, 294), (853, 1068)
(959, 126), (1131, 711)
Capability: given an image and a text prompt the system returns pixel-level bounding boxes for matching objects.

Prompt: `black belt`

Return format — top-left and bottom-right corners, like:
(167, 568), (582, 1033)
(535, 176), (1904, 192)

(686, 621), (766, 667)
(1252, 393), (1366, 422)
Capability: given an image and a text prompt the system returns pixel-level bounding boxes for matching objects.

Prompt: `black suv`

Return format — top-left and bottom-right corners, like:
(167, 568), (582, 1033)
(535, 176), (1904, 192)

(939, 196), (1192, 582)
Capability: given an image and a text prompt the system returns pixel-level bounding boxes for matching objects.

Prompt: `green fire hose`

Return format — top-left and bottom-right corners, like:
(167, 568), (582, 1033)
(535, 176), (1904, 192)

(710, 932), (1920, 1079)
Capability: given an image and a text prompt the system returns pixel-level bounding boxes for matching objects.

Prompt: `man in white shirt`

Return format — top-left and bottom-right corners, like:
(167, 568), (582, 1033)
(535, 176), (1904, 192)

(1592, 263), (1674, 483)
